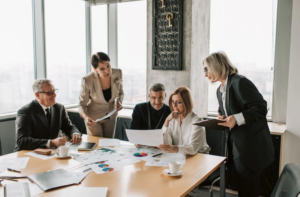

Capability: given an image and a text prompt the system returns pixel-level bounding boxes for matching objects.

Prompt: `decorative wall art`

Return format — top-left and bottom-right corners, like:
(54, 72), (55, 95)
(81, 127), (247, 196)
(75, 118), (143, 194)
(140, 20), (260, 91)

(152, 0), (183, 70)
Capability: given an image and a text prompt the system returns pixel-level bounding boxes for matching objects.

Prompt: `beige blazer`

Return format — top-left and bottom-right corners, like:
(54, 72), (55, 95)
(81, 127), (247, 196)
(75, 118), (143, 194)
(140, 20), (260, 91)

(78, 68), (124, 120)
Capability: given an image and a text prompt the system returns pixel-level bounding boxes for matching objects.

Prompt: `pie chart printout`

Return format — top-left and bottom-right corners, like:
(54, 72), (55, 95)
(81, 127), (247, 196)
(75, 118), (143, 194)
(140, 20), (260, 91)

(133, 152), (148, 157)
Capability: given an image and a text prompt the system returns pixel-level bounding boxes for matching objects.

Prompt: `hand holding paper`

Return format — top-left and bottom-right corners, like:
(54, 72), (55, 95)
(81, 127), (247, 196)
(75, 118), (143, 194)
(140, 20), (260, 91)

(125, 129), (164, 147)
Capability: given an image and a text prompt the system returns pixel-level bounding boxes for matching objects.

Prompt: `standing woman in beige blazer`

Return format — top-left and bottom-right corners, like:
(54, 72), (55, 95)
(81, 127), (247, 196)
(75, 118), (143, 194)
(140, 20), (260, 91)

(78, 52), (124, 137)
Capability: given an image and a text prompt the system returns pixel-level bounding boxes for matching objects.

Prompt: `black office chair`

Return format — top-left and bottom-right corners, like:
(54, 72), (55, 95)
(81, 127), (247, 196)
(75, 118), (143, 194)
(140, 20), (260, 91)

(197, 127), (227, 197)
(270, 163), (300, 197)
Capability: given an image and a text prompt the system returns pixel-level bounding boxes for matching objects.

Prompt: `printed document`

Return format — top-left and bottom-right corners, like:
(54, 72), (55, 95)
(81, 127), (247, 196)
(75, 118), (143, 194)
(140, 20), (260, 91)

(125, 129), (164, 146)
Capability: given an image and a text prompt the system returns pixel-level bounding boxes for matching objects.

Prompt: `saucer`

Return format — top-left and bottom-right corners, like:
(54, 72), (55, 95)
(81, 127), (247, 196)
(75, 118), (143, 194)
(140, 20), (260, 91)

(163, 169), (183, 176)
(55, 153), (72, 159)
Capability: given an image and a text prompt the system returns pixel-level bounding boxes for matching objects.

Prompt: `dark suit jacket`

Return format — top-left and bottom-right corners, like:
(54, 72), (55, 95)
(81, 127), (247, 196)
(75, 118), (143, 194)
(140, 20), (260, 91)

(217, 74), (274, 172)
(130, 102), (171, 130)
(14, 100), (80, 151)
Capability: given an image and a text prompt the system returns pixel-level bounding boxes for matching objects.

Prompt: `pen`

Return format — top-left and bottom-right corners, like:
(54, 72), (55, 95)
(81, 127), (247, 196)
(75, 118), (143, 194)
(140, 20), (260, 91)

(83, 168), (92, 172)
(152, 153), (163, 157)
(1, 177), (18, 182)
(7, 168), (21, 173)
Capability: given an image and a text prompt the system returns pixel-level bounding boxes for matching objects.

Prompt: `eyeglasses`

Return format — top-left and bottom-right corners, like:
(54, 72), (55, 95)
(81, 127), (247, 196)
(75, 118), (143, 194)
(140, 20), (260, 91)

(171, 101), (183, 106)
(204, 67), (208, 74)
(38, 89), (58, 96)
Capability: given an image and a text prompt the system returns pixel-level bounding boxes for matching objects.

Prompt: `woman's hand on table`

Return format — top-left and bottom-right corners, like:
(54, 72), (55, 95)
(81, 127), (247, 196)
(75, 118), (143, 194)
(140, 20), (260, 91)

(158, 144), (179, 153)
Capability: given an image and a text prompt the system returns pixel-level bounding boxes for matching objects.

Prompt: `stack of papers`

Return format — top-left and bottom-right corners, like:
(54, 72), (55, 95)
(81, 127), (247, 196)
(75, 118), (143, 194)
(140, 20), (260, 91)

(62, 187), (108, 197)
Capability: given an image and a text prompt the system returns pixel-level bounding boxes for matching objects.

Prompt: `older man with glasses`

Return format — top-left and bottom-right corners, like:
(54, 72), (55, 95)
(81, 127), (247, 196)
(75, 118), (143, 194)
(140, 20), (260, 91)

(14, 79), (82, 151)
(130, 83), (171, 147)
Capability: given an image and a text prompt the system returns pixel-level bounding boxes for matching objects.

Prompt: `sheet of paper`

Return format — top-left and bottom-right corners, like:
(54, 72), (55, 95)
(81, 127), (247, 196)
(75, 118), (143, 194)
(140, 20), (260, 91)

(25, 151), (56, 160)
(98, 139), (120, 147)
(95, 106), (121, 122)
(0, 163), (9, 173)
(0, 157), (30, 169)
(89, 162), (123, 174)
(160, 153), (186, 164)
(62, 187), (108, 197)
(125, 129), (164, 146)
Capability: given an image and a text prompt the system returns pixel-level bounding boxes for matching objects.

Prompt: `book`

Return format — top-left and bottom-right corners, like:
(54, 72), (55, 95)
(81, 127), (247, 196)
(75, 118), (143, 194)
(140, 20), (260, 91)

(28, 169), (80, 191)
(193, 119), (227, 130)
(4, 182), (31, 197)
(75, 142), (96, 151)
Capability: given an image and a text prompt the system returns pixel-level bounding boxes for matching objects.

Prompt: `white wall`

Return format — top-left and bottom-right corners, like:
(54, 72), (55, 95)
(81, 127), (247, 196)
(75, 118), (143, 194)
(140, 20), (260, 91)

(284, 0), (300, 165)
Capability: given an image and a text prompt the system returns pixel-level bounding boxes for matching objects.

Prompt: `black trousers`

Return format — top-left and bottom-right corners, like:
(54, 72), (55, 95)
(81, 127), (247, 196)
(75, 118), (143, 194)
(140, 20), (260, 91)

(228, 138), (260, 197)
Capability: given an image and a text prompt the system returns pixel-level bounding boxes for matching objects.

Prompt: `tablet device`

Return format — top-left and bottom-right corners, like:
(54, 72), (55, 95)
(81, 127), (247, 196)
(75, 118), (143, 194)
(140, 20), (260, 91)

(75, 142), (96, 151)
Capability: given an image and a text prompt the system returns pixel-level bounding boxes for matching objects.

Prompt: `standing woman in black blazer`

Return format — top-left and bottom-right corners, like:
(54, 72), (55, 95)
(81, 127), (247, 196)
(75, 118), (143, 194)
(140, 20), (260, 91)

(203, 51), (274, 197)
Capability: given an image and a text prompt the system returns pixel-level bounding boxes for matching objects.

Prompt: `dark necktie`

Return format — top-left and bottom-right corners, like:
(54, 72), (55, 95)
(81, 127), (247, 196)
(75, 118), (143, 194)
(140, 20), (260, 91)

(45, 108), (51, 127)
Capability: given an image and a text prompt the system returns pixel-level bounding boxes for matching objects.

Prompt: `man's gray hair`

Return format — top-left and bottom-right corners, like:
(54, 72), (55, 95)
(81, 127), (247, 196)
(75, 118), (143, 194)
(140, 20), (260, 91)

(32, 79), (53, 93)
(148, 83), (165, 93)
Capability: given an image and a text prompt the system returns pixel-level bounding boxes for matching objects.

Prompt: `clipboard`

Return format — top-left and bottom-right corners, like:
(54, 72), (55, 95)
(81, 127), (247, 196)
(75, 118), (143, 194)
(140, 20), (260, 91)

(193, 119), (227, 130)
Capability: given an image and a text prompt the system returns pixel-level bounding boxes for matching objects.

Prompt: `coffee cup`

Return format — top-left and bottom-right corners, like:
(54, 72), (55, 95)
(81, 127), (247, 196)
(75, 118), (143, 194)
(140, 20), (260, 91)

(169, 161), (181, 174)
(57, 145), (69, 157)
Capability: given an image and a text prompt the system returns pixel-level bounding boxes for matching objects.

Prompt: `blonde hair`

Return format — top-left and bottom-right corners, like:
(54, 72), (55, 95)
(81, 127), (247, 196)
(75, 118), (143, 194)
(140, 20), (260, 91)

(169, 87), (193, 116)
(203, 51), (238, 81)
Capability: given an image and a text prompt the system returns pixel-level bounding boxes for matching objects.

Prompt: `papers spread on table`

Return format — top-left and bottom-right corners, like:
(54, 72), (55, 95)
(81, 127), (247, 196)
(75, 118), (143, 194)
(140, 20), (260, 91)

(69, 171), (90, 182)
(98, 139), (120, 147)
(95, 106), (121, 122)
(62, 187), (108, 197)
(28, 169), (81, 191)
(25, 151), (57, 160)
(125, 129), (164, 146)
(0, 157), (30, 169)
(145, 153), (186, 167)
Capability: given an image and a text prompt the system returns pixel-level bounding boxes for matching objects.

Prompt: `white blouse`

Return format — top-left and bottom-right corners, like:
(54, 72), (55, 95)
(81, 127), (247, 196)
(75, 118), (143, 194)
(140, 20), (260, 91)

(163, 111), (210, 155)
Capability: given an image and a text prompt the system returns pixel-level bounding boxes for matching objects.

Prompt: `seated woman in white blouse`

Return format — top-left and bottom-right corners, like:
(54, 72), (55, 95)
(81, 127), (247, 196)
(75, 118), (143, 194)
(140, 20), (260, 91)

(158, 87), (210, 155)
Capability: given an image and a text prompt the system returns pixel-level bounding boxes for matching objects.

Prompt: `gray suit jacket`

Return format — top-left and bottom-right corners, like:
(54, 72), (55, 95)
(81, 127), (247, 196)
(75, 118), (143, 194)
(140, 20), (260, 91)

(15, 100), (80, 151)
(78, 69), (124, 120)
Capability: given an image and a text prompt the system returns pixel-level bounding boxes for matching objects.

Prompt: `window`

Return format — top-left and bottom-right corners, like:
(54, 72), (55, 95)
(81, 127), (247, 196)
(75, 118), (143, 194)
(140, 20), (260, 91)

(209, 0), (277, 117)
(91, 5), (108, 55)
(117, 1), (147, 105)
(44, 0), (86, 105)
(0, 0), (35, 114)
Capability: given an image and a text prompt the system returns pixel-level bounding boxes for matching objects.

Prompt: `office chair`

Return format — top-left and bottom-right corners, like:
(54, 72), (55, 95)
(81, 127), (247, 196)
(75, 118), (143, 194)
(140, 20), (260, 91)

(197, 127), (227, 197)
(270, 163), (300, 197)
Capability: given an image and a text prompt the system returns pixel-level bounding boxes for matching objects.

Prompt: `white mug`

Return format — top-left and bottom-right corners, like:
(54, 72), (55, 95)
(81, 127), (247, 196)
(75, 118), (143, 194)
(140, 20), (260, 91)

(169, 161), (181, 174)
(57, 145), (69, 157)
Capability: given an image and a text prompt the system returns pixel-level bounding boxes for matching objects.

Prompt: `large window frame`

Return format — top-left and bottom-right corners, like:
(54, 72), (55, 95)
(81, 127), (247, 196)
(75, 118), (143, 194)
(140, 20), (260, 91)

(0, 0), (291, 124)
(0, 0), (144, 119)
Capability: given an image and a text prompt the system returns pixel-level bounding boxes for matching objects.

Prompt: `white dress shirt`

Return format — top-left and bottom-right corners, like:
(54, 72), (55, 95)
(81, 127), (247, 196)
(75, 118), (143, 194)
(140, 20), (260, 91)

(220, 77), (245, 126)
(162, 111), (210, 155)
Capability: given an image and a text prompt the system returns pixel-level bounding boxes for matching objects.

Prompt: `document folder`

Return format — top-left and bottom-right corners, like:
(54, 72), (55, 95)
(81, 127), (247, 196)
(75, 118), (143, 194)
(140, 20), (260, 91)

(28, 169), (80, 191)
(193, 119), (227, 130)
